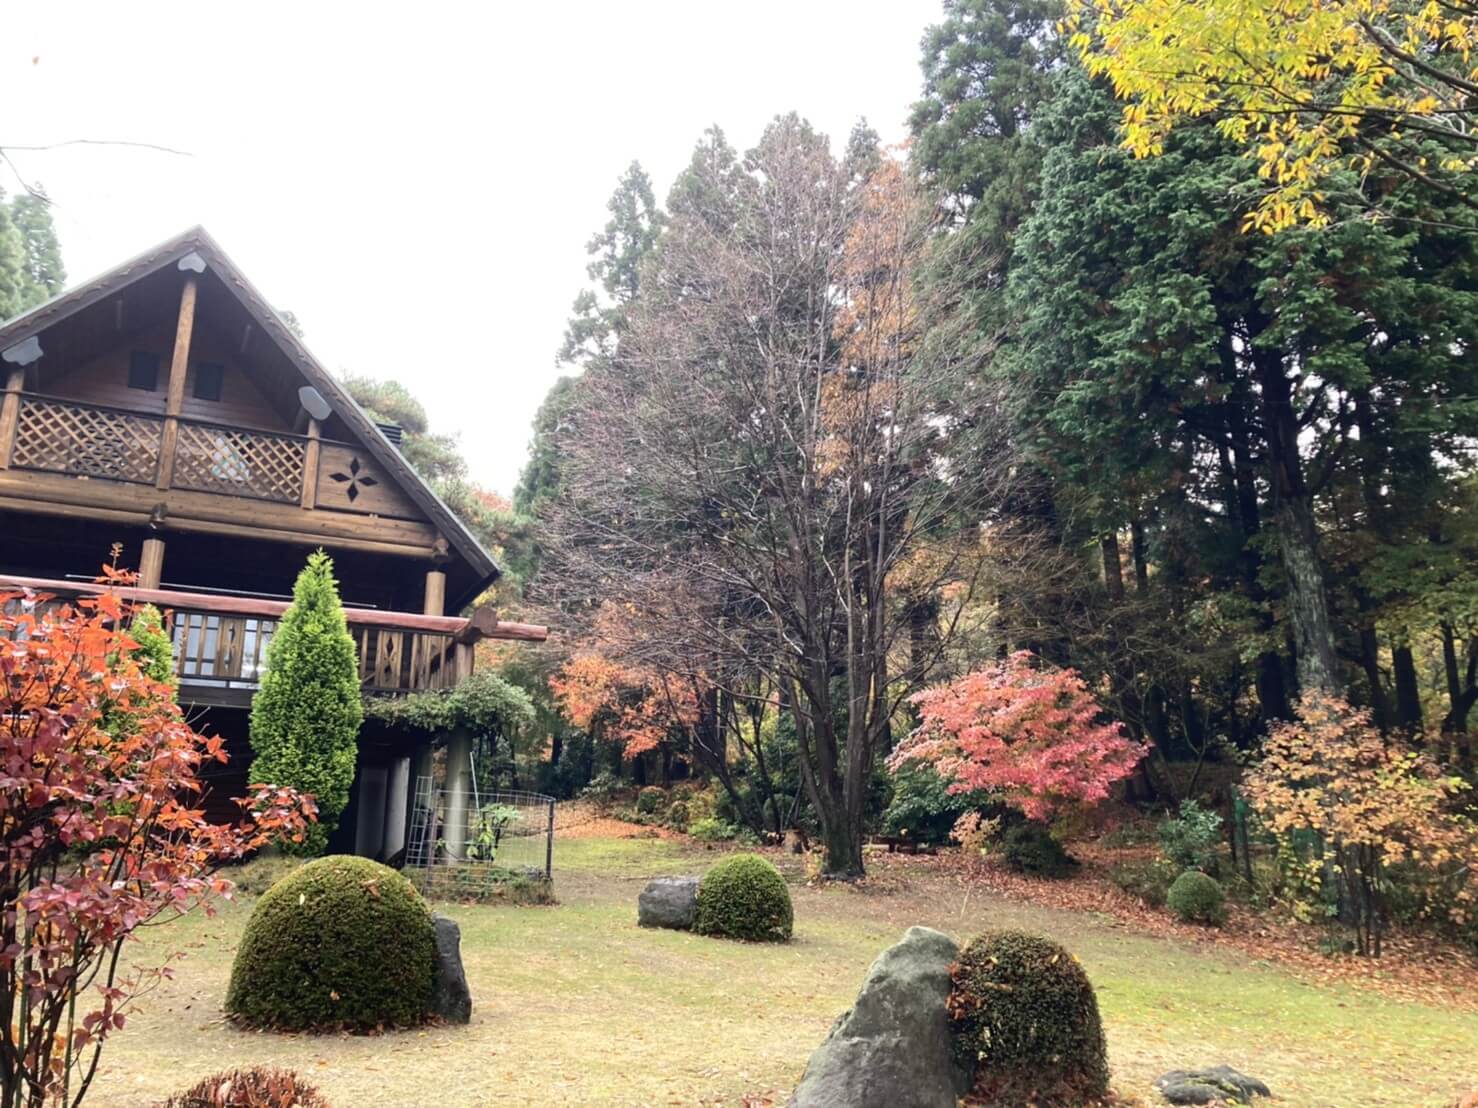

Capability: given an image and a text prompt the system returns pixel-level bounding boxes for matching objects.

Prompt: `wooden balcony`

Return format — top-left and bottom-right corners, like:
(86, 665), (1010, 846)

(0, 575), (546, 707)
(7, 393), (313, 505)
(172, 607), (458, 696)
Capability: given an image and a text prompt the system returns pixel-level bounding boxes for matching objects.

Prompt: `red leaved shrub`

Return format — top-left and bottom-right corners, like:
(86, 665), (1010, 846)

(889, 651), (1145, 823)
(159, 1067), (330, 1107)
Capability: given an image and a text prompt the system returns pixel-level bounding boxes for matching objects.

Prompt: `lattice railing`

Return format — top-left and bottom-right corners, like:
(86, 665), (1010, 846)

(10, 396), (163, 483)
(172, 420), (306, 503)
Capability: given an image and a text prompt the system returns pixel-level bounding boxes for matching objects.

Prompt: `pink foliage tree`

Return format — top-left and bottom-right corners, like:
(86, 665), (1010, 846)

(889, 651), (1145, 823)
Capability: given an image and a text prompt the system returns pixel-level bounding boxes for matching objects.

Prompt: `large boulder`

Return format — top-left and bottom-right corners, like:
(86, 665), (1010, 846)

(790, 926), (969, 1108)
(430, 914), (472, 1024)
(638, 876), (700, 930)
(1155, 1066), (1270, 1105)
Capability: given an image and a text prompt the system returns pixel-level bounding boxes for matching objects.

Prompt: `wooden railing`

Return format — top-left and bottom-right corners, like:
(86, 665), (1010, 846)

(171, 608), (458, 693)
(0, 577), (548, 697)
(4, 394), (312, 505)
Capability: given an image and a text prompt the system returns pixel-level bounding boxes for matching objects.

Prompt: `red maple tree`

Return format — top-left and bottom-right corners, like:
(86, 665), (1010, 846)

(889, 651), (1145, 822)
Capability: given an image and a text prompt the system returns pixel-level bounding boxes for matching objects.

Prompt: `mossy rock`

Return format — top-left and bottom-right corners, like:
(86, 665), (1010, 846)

(225, 855), (436, 1031)
(948, 930), (1110, 1106)
(693, 853), (793, 942)
(1167, 869), (1226, 925)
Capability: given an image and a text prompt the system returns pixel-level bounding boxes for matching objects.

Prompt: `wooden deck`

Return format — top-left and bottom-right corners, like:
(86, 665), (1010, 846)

(0, 574), (545, 705)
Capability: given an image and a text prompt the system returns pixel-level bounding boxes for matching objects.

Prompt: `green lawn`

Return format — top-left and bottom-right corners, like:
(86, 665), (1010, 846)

(90, 836), (1476, 1107)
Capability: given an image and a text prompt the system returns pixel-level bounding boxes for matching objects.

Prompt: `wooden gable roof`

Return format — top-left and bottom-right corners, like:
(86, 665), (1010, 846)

(0, 227), (500, 608)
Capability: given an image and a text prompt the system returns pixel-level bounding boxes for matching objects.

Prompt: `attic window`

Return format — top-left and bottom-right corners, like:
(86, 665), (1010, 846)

(127, 352), (160, 391)
(193, 363), (224, 402)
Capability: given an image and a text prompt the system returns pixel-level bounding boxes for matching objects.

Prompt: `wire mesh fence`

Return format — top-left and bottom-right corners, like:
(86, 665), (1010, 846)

(404, 779), (554, 882)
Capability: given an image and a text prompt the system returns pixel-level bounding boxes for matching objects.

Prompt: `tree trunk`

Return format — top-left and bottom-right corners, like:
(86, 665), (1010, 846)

(1252, 335), (1340, 695)
(1256, 650), (1291, 723)
(1131, 518), (1149, 593)
(1391, 637), (1424, 734)
(1276, 497), (1340, 694)
(1440, 624), (1476, 764)
(1101, 530), (1125, 602)
(1357, 624), (1393, 732)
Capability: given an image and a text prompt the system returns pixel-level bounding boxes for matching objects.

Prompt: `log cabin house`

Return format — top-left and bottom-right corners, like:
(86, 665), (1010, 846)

(0, 226), (545, 860)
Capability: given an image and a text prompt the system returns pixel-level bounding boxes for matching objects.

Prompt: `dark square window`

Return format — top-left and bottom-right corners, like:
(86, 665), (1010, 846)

(193, 363), (224, 402)
(127, 352), (159, 391)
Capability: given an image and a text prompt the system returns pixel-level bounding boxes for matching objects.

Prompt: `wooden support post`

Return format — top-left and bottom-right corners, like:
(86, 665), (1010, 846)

(155, 276), (198, 490)
(0, 367), (23, 469)
(300, 418), (321, 509)
(138, 537), (166, 590)
(423, 569), (446, 617)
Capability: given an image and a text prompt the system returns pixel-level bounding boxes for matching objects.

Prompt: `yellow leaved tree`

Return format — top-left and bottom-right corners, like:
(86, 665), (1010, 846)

(1067, 0), (1478, 230)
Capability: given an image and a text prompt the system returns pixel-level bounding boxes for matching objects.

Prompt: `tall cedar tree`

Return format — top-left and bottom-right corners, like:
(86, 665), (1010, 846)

(913, 2), (1478, 757)
(558, 161), (665, 370)
(1005, 66), (1478, 706)
(0, 189), (66, 322)
(249, 551), (363, 855)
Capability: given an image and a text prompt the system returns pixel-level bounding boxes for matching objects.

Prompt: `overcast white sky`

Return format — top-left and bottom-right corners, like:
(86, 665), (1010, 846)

(3, 1), (943, 496)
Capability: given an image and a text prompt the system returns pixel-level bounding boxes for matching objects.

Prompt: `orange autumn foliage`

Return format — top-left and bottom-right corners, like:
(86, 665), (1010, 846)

(549, 652), (697, 759)
(1244, 692), (1476, 956)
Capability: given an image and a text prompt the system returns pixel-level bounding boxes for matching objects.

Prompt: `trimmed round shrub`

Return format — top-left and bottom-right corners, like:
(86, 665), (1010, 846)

(666, 799), (690, 831)
(948, 930), (1110, 1106)
(637, 786), (665, 815)
(693, 853), (793, 942)
(225, 855), (436, 1031)
(161, 1067), (330, 1107)
(1001, 821), (1078, 877)
(1167, 869), (1226, 925)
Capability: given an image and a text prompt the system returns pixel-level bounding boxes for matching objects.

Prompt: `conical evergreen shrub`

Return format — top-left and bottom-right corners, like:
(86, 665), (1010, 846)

(128, 603), (177, 687)
(249, 551), (362, 855)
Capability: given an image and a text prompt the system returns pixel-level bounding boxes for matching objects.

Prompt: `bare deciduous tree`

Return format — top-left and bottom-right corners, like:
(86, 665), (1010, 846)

(541, 117), (1011, 877)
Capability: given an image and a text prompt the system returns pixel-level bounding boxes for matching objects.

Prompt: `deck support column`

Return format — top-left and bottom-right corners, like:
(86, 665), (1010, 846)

(384, 756), (411, 860)
(138, 537), (166, 590)
(155, 275), (198, 490)
(352, 764), (388, 859)
(0, 367), (24, 469)
(413, 743), (434, 795)
(300, 418), (321, 509)
(423, 569), (446, 616)
(443, 728), (472, 862)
